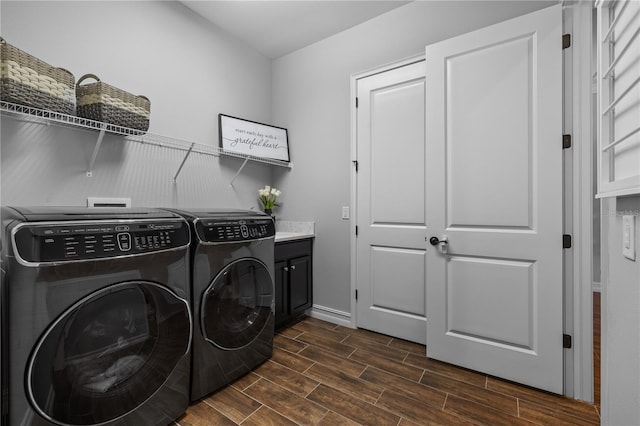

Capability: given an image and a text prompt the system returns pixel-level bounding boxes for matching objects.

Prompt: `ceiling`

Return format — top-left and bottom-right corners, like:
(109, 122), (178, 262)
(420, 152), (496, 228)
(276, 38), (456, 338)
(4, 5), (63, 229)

(180, 1), (411, 59)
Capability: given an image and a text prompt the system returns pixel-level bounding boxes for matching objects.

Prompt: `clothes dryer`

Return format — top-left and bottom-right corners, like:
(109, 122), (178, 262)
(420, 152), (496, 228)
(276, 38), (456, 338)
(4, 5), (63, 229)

(1, 207), (192, 426)
(168, 209), (274, 401)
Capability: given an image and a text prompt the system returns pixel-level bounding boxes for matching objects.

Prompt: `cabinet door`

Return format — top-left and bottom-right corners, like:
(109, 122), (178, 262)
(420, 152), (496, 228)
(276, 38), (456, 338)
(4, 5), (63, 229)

(289, 255), (312, 314)
(274, 260), (288, 327)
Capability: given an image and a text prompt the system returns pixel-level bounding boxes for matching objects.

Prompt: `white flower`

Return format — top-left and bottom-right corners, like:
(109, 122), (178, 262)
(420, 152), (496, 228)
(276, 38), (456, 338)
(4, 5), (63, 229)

(258, 185), (282, 210)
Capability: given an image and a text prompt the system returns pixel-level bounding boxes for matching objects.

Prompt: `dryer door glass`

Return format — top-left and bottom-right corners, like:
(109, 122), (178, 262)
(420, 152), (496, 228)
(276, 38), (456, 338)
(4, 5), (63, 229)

(202, 258), (273, 349)
(26, 282), (190, 425)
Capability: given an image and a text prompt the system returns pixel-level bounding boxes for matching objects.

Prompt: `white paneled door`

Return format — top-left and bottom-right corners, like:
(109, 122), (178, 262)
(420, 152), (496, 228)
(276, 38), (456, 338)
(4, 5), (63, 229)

(356, 60), (427, 344)
(425, 5), (564, 393)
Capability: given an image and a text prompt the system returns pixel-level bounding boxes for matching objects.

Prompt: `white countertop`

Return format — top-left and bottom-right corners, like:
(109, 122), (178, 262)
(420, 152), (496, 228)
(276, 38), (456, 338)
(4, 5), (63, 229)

(275, 231), (315, 243)
(274, 220), (315, 243)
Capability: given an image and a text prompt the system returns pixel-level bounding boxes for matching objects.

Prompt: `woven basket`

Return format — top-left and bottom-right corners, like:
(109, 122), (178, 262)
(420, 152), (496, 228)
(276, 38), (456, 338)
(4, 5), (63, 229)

(76, 74), (150, 132)
(0, 37), (75, 114)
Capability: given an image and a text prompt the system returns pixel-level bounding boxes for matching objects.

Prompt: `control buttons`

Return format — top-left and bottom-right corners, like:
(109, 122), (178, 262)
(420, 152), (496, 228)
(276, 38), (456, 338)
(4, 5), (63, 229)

(241, 225), (249, 238)
(115, 225), (130, 232)
(117, 233), (132, 251)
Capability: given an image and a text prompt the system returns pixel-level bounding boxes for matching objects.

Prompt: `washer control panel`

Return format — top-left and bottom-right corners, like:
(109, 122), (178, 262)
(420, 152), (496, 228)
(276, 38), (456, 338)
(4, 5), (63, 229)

(197, 218), (275, 242)
(13, 220), (190, 263)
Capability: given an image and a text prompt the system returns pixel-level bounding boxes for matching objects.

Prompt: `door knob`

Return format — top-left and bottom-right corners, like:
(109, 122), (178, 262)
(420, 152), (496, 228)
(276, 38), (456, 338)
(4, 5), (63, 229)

(429, 236), (448, 246)
(429, 235), (449, 253)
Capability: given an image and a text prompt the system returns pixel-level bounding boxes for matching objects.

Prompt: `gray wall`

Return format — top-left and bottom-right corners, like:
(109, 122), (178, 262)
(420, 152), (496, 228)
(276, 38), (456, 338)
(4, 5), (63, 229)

(271, 1), (556, 314)
(601, 195), (640, 425)
(1, 1), (274, 209)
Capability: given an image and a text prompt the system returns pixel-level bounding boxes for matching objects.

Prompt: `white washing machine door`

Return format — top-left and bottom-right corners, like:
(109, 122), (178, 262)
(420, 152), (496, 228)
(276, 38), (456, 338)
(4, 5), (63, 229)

(26, 281), (191, 426)
(201, 258), (273, 350)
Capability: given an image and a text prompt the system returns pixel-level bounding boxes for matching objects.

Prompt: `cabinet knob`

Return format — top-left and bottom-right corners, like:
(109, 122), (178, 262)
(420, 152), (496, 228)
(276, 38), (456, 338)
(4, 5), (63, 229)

(291, 265), (296, 270)
(283, 266), (289, 272)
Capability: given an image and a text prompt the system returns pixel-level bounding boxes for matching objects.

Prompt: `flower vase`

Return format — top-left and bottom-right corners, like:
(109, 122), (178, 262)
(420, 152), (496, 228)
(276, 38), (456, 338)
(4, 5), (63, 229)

(264, 208), (275, 222)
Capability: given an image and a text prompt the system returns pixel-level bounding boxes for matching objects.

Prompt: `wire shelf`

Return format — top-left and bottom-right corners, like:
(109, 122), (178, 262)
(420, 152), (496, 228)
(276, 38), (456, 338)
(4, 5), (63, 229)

(1, 101), (292, 182)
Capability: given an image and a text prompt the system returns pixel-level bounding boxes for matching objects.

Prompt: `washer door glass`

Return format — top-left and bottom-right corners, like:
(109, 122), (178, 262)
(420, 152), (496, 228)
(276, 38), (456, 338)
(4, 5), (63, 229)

(27, 282), (190, 426)
(202, 258), (273, 349)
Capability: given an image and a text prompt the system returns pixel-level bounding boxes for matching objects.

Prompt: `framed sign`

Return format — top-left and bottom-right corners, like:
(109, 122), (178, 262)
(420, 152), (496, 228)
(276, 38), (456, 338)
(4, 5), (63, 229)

(218, 114), (290, 162)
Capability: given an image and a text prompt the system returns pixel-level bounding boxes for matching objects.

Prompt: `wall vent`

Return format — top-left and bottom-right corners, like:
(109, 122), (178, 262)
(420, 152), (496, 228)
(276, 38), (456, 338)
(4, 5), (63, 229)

(87, 197), (132, 208)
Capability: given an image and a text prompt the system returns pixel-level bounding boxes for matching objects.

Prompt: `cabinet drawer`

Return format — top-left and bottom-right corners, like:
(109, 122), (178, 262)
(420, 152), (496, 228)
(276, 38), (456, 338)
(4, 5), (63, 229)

(275, 238), (312, 261)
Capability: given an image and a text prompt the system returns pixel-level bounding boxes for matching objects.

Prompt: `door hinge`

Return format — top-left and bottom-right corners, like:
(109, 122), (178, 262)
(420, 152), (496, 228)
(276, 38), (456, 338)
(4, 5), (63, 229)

(355, 226), (358, 236)
(355, 97), (359, 108)
(352, 160), (358, 172)
(355, 289), (358, 300)
(562, 34), (571, 49)
(563, 134), (572, 149)
(563, 234), (572, 249)
(563, 334), (572, 348)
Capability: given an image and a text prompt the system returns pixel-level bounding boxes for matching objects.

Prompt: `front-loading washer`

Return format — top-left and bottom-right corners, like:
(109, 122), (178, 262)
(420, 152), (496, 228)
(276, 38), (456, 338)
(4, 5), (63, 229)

(167, 208), (275, 402)
(1, 206), (192, 426)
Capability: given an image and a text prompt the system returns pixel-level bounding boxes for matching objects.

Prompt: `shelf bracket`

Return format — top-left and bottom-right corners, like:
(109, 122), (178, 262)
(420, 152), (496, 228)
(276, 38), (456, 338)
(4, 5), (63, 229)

(87, 124), (107, 177)
(173, 143), (195, 183)
(229, 157), (250, 187)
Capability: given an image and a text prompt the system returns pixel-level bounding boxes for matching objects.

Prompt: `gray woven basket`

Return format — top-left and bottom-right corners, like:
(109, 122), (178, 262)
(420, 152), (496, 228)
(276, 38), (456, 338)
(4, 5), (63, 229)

(76, 74), (150, 132)
(0, 37), (75, 114)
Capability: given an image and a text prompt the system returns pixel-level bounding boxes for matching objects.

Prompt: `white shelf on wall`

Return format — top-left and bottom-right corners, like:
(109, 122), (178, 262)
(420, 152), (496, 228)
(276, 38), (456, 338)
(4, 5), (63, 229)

(0, 101), (292, 184)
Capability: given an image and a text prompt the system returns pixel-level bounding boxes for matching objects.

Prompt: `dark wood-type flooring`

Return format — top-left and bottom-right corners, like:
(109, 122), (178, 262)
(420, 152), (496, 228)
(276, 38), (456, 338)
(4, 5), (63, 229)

(176, 313), (601, 425)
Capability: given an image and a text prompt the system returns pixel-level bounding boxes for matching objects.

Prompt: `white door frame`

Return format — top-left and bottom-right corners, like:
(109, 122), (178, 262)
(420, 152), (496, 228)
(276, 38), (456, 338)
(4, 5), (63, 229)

(349, 3), (594, 402)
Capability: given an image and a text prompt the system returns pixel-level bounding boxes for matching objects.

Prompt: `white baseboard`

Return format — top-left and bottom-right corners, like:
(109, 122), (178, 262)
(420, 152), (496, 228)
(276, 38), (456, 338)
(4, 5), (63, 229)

(308, 304), (352, 328)
(592, 281), (601, 293)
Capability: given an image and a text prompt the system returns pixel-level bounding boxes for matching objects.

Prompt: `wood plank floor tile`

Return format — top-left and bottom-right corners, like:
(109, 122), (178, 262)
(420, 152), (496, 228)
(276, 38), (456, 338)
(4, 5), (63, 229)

(317, 411), (362, 426)
(444, 394), (535, 426)
(180, 315), (600, 426)
(420, 370), (518, 416)
(175, 399), (236, 426)
(304, 362), (384, 404)
(404, 354), (487, 388)
(359, 366), (447, 409)
(271, 347), (316, 373)
(291, 320), (350, 342)
(243, 378), (328, 425)
(307, 383), (400, 425)
(486, 377), (600, 423)
(334, 325), (395, 345)
(518, 400), (600, 426)
(240, 405), (298, 426)
(300, 316), (341, 331)
(229, 371), (260, 391)
(202, 386), (261, 423)
(274, 334), (308, 353)
(294, 331), (356, 357)
(342, 334), (409, 362)
(253, 360), (319, 396)
(277, 326), (304, 339)
(388, 338), (427, 355)
(299, 345), (367, 377)
(376, 389), (477, 426)
(349, 347), (424, 382)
